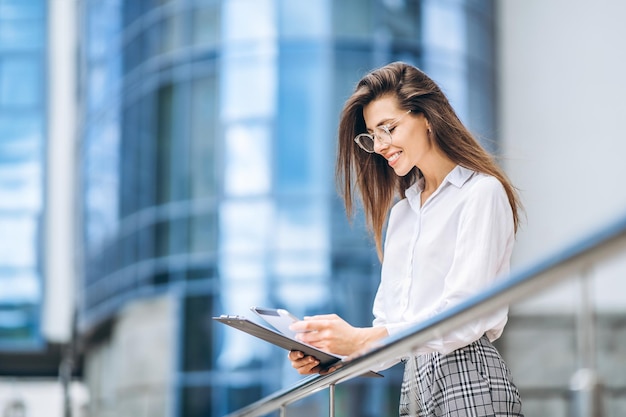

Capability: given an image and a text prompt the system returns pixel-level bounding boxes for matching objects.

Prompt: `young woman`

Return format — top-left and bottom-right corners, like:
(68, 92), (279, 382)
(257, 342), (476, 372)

(288, 62), (523, 416)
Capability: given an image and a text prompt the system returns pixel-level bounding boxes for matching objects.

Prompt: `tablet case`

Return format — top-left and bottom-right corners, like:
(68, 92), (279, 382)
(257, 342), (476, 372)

(213, 315), (382, 378)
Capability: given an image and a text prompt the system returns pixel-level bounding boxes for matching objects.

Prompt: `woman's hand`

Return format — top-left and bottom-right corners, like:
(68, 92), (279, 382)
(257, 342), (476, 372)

(288, 350), (321, 375)
(289, 314), (388, 356)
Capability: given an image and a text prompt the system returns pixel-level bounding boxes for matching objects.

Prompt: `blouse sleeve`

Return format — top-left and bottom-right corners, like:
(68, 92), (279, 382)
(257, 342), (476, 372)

(370, 281), (404, 371)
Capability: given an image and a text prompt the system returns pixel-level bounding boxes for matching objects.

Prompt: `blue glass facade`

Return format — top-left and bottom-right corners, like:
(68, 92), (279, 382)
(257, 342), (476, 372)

(0, 0), (46, 350)
(78, 1), (495, 416)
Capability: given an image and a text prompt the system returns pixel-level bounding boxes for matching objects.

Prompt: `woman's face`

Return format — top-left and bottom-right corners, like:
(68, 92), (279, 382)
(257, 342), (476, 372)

(362, 95), (432, 177)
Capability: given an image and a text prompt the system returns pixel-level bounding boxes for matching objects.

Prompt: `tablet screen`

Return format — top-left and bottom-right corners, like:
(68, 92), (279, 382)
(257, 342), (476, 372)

(250, 307), (299, 337)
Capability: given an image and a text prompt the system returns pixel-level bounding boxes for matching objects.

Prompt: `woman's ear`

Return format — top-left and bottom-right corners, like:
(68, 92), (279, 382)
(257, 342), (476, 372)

(420, 113), (432, 134)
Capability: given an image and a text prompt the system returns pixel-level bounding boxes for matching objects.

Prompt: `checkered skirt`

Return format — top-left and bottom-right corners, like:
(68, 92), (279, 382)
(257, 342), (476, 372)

(399, 335), (523, 417)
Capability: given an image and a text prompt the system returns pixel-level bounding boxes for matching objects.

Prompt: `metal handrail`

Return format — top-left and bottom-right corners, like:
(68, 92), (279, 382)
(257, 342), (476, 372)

(226, 212), (626, 417)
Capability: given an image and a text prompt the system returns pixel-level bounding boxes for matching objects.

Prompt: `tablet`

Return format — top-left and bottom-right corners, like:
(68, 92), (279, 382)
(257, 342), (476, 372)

(250, 306), (299, 337)
(213, 313), (383, 378)
(213, 315), (340, 369)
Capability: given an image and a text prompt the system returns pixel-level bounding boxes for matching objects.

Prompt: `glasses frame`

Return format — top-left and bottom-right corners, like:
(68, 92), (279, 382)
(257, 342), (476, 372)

(353, 110), (412, 153)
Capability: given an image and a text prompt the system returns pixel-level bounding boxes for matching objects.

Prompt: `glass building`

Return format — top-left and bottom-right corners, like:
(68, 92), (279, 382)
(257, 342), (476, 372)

(77, 1), (496, 416)
(0, 0), (46, 351)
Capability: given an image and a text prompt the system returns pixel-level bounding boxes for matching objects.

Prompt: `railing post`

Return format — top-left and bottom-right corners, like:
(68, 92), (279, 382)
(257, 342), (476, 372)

(329, 383), (335, 417)
(279, 404), (286, 417)
(570, 269), (603, 417)
(577, 269), (596, 371)
(570, 368), (602, 417)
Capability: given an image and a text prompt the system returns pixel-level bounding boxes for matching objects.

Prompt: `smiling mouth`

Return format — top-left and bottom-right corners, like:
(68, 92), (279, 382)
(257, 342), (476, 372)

(388, 151), (402, 163)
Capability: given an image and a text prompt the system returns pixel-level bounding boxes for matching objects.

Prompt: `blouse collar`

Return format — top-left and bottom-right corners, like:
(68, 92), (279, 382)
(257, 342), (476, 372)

(405, 165), (475, 210)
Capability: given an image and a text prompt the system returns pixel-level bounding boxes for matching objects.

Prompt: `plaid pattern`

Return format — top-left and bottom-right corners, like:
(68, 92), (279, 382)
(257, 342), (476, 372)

(399, 335), (523, 417)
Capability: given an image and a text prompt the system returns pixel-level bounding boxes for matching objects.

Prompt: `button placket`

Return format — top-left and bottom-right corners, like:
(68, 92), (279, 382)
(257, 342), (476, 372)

(401, 206), (421, 313)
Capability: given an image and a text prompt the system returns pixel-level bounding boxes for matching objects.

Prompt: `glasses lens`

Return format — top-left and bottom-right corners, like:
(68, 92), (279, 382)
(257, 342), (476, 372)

(355, 134), (375, 152)
(378, 128), (392, 145)
(354, 128), (394, 152)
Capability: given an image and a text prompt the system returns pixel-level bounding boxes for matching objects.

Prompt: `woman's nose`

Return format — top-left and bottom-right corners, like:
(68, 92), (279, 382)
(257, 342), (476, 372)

(373, 136), (389, 154)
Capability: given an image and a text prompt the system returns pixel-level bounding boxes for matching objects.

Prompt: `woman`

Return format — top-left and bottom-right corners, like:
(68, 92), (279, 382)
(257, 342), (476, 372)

(288, 62), (523, 416)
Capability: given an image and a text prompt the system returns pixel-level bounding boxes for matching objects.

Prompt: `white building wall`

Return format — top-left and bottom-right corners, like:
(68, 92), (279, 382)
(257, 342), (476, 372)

(497, 2), (626, 415)
(0, 379), (88, 417)
(498, 0), (626, 311)
(84, 296), (176, 417)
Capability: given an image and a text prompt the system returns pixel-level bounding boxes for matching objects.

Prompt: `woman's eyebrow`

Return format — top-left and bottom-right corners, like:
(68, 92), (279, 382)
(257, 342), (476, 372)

(376, 117), (395, 127)
(366, 117), (395, 132)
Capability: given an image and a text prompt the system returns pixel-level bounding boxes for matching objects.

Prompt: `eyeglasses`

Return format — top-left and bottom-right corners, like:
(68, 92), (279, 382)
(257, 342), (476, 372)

(353, 110), (411, 153)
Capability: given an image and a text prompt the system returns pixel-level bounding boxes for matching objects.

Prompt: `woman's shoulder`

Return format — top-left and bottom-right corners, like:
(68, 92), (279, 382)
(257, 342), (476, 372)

(464, 172), (507, 199)
(467, 172), (504, 190)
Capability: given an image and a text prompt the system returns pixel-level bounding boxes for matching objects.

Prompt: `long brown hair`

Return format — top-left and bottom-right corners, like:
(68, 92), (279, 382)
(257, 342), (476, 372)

(336, 62), (522, 260)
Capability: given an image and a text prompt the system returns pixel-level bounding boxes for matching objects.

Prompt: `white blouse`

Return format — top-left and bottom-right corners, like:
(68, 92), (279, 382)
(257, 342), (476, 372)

(372, 165), (514, 357)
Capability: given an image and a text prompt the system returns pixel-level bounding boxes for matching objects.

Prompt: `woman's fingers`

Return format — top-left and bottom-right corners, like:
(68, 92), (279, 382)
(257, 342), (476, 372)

(296, 329), (326, 345)
(319, 363), (342, 375)
(293, 357), (320, 374)
(288, 351), (320, 375)
(288, 350), (304, 361)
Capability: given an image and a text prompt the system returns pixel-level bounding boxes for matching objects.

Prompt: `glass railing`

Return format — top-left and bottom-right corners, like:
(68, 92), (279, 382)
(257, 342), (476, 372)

(226, 212), (626, 417)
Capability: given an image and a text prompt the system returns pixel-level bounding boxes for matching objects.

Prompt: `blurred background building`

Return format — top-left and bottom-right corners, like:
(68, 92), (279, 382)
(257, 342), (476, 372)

(0, 0), (85, 415)
(1, 0), (625, 417)
(76, 1), (496, 416)
(0, 0), (46, 355)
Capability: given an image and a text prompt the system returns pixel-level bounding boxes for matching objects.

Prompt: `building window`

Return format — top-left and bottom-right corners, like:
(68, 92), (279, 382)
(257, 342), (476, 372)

(0, 0), (46, 349)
